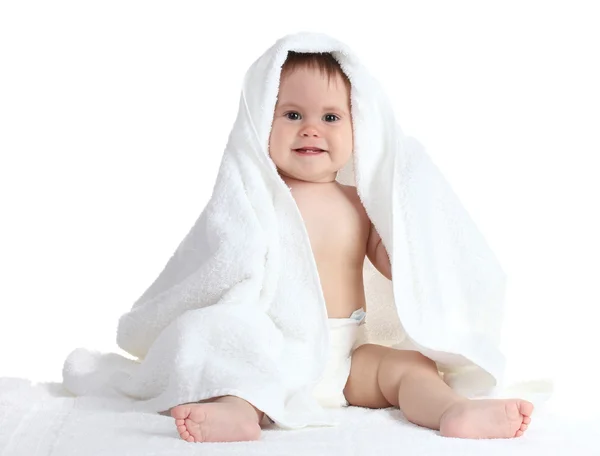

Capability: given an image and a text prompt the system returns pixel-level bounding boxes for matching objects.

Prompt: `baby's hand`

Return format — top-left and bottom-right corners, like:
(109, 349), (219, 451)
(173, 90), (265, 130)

(367, 224), (391, 280)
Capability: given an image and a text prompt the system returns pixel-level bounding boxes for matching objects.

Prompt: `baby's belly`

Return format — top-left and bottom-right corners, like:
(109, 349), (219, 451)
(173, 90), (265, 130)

(318, 265), (366, 318)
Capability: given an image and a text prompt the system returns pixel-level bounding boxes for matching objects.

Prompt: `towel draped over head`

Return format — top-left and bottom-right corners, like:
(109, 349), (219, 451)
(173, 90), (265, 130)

(62, 31), (510, 428)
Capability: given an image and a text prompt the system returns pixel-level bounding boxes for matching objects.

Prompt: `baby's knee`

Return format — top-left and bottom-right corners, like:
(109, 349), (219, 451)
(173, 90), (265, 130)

(380, 348), (437, 377)
(400, 349), (435, 366)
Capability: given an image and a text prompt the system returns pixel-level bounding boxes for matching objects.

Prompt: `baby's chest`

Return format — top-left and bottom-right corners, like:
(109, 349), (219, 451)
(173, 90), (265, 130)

(297, 198), (369, 259)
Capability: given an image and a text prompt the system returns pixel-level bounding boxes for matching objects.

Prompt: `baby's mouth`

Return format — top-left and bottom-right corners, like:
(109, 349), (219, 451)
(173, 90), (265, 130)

(294, 148), (325, 155)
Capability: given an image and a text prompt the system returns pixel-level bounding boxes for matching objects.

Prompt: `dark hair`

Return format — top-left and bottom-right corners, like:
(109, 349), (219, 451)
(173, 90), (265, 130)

(280, 51), (351, 91)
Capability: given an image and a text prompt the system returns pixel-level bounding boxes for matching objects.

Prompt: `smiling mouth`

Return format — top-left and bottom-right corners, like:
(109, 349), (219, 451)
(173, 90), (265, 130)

(294, 148), (326, 155)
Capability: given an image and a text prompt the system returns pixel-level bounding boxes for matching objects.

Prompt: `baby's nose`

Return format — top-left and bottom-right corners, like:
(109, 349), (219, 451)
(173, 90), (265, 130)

(301, 129), (320, 137)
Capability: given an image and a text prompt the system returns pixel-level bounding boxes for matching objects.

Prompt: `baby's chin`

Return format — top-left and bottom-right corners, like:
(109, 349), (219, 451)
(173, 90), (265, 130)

(276, 168), (338, 184)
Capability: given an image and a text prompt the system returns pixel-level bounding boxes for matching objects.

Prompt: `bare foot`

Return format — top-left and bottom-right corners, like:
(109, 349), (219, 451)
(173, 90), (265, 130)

(439, 398), (533, 439)
(170, 396), (262, 443)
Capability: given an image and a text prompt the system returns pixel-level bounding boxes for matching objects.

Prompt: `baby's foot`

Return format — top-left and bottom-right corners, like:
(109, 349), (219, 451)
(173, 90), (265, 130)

(170, 397), (261, 443)
(439, 398), (533, 439)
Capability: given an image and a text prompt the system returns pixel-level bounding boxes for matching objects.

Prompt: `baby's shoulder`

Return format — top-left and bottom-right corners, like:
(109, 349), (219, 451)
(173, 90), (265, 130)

(339, 184), (371, 221)
(339, 183), (361, 204)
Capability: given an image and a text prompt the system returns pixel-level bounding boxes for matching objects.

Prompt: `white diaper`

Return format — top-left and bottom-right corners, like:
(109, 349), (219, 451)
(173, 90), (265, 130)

(312, 308), (366, 408)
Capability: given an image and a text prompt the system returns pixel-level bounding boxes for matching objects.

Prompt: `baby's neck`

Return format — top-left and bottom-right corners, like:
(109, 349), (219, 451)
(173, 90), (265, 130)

(278, 173), (338, 188)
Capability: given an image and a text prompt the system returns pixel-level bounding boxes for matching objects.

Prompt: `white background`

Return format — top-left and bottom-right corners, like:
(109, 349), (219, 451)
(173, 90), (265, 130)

(1, 1), (598, 419)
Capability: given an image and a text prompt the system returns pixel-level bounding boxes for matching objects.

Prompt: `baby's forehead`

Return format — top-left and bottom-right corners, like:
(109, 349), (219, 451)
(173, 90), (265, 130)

(276, 74), (351, 108)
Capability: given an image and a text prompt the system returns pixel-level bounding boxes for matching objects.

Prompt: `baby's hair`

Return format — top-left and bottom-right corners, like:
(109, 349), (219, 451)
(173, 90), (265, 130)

(281, 51), (351, 92)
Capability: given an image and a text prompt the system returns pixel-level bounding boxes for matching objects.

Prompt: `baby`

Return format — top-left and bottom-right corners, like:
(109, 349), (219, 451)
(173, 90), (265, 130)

(169, 51), (533, 443)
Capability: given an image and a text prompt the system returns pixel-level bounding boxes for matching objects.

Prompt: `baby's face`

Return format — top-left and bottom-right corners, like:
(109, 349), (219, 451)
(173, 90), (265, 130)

(268, 67), (353, 183)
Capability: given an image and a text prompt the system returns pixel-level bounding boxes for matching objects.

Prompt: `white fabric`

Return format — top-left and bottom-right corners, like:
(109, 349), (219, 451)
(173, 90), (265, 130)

(0, 379), (591, 456)
(61, 31), (549, 429)
(312, 308), (366, 409)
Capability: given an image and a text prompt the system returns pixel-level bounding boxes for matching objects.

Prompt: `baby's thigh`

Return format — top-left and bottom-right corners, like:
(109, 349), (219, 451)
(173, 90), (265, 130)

(343, 343), (394, 409)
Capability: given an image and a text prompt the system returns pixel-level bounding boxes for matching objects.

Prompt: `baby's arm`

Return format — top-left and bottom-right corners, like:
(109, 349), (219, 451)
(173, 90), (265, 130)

(366, 223), (392, 281)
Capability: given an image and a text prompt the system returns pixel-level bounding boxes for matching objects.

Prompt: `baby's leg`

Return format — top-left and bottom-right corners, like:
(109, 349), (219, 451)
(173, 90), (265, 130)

(169, 395), (263, 443)
(343, 344), (533, 439)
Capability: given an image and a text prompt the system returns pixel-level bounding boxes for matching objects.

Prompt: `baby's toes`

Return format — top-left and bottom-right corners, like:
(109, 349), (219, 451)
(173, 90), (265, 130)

(519, 400), (534, 417)
(171, 406), (191, 421)
(523, 416), (531, 425)
(520, 423), (528, 432)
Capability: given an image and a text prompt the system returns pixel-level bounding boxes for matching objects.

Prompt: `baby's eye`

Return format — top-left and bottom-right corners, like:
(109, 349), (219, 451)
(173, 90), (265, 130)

(284, 112), (340, 122)
(285, 112), (301, 120)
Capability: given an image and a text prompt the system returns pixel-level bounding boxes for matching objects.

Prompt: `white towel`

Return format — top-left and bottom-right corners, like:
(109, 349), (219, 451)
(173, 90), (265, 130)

(62, 31), (546, 429)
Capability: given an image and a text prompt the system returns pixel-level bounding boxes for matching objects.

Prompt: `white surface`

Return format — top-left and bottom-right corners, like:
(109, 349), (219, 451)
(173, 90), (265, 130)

(0, 378), (597, 456)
